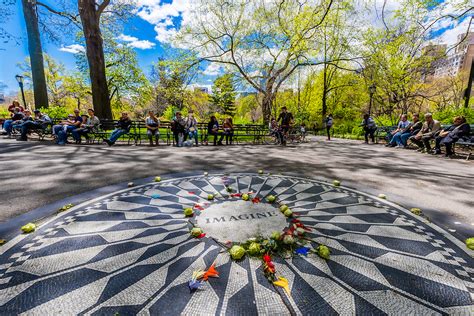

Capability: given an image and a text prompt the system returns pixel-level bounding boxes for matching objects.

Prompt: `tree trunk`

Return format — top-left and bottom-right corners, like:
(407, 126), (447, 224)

(21, 0), (49, 108)
(262, 93), (273, 124)
(321, 63), (328, 122)
(78, 0), (112, 119)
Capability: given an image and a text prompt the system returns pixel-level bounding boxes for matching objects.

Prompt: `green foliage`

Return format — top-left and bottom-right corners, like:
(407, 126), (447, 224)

(211, 74), (236, 117)
(38, 106), (69, 119)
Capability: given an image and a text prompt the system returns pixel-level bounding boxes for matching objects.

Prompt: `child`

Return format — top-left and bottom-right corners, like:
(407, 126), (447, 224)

(300, 122), (307, 142)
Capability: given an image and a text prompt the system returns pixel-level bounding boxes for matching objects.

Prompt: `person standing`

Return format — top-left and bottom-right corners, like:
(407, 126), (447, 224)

(361, 113), (377, 144)
(325, 114), (333, 140)
(277, 106), (293, 145)
(145, 110), (160, 146)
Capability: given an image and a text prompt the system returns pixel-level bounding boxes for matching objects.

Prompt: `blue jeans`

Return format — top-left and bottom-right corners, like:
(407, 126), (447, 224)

(109, 129), (128, 143)
(389, 132), (402, 145)
(399, 132), (412, 147)
(186, 130), (198, 145)
(57, 126), (76, 144)
(3, 120), (13, 135)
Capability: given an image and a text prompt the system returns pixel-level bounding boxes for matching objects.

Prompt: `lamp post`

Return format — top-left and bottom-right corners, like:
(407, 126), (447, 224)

(15, 75), (28, 109)
(368, 84), (376, 115)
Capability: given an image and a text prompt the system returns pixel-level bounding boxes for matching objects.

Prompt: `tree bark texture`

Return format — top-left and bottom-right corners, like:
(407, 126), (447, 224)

(78, 0), (112, 119)
(21, 0), (49, 108)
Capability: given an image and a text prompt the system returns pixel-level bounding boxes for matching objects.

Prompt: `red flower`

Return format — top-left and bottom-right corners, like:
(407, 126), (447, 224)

(251, 197), (261, 204)
(263, 254), (272, 262)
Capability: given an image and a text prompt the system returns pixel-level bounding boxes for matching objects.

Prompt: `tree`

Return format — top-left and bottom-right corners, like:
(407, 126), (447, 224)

(77, 0), (112, 119)
(20, 0), (49, 108)
(211, 74), (236, 117)
(177, 0), (357, 123)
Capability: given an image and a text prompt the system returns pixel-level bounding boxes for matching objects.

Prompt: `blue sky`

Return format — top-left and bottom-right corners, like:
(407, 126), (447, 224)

(0, 0), (470, 96)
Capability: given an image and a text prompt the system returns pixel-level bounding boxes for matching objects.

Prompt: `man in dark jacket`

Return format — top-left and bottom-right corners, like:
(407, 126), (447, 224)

(433, 116), (470, 157)
(104, 112), (132, 146)
(171, 111), (186, 146)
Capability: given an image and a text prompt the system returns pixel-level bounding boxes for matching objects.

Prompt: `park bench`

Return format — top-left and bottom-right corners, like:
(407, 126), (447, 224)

(375, 126), (397, 144)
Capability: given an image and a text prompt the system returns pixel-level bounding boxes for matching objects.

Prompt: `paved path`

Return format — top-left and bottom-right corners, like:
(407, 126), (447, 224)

(0, 174), (473, 314)
(1, 137), (473, 240)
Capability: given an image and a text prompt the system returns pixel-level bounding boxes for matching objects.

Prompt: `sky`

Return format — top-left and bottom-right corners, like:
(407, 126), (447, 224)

(0, 0), (471, 96)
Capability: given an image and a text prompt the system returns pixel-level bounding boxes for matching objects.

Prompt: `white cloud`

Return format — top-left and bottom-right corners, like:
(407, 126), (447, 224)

(203, 63), (222, 76)
(59, 44), (85, 54)
(434, 18), (472, 46)
(116, 34), (156, 50)
(135, 0), (192, 45)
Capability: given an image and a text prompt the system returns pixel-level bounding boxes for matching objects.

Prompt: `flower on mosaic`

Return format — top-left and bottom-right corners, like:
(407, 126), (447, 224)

(284, 209), (293, 218)
(188, 270), (205, 293)
(0, 239), (6, 245)
(266, 195), (276, 203)
(315, 244), (330, 260)
(58, 203), (74, 212)
(127, 182), (134, 187)
(279, 204), (288, 212)
(154, 176), (161, 182)
(258, 169), (264, 174)
(271, 231), (281, 240)
(251, 197), (261, 204)
(229, 245), (246, 260)
(410, 208), (422, 216)
(273, 277), (291, 296)
(230, 192), (242, 198)
(378, 194), (387, 199)
(207, 194), (215, 200)
(242, 193), (250, 201)
(194, 204), (204, 211)
(184, 207), (194, 217)
(295, 246), (310, 256)
(248, 242), (261, 256)
(190, 227), (203, 237)
(21, 223), (36, 233)
(226, 186), (233, 192)
(465, 237), (474, 250)
(283, 235), (295, 245)
(202, 263), (219, 281)
(333, 180), (341, 187)
(188, 191), (196, 195)
(292, 219), (311, 231)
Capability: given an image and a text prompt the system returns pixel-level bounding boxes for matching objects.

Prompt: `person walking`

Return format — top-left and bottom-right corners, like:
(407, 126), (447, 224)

(325, 114), (333, 140)
(361, 113), (377, 144)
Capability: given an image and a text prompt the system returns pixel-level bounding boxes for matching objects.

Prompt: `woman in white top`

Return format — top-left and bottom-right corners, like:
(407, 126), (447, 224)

(185, 111), (199, 146)
(145, 111), (160, 146)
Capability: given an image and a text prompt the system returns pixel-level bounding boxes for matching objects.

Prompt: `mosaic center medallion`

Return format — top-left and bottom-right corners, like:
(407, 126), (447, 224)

(196, 200), (287, 242)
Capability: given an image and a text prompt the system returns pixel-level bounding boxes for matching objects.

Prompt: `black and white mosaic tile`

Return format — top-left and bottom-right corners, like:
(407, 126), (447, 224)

(0, 173), (473, 315)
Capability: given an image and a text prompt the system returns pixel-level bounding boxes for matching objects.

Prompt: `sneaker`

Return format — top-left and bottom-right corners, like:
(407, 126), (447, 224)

(432, 149), (441, 155)
(416, 148), (425, 152)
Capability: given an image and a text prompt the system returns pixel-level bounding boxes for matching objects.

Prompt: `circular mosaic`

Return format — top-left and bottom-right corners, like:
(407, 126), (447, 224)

(0, 173), (473, 315)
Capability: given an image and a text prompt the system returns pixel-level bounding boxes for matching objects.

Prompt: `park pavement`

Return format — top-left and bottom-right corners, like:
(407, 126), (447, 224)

(0, 136), (473, 240)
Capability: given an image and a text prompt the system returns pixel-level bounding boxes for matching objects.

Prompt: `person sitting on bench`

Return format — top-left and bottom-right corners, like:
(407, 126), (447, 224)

(386, 114), (410, 147)
(2, 107), (24, 137)
(72, 109), (100, 144)
(433, 116), (470, 157)
(409, 113), (441, 153)
(171, 111), (186, 147)
(207, 116), (223, 145)
(104, 112), (132, 146)
(17, 109), (51, 141)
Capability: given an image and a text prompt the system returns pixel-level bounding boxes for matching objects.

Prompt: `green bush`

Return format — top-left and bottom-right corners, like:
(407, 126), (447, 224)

(38, 106), (69, 119)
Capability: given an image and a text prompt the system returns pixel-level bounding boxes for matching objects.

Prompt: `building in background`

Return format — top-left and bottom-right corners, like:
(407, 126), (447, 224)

(434, 32), (474, 77)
